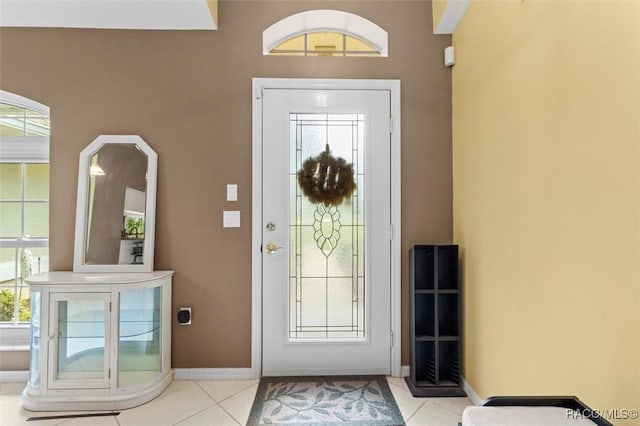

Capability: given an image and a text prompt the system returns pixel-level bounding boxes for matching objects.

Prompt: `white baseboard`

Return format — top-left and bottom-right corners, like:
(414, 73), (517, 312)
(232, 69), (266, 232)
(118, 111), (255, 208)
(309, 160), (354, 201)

(176, 367), (407, 380)
(173, 368), (256, 381)
(462, 376), (482, 406)
(400, 365), (409, 377)
(0, 370), (29, 383)
(3, 368), (258, 384)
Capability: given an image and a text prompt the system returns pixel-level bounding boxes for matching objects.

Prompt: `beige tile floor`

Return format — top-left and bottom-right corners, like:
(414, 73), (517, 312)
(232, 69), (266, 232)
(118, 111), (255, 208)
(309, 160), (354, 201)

(0, 378), (472, 425)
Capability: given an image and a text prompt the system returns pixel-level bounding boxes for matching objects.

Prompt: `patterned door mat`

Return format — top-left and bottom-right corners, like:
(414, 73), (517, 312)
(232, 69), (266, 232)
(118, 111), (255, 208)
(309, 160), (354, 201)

(247, 376), (406, 425)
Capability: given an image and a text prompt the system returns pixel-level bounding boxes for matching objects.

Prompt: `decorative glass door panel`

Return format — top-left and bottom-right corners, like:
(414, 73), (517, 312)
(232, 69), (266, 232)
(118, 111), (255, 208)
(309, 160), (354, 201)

(48, 293), (110, 389)
(118, 286), (161, 387)
(261, 87), (391, 375)
(289, 113), (365, 340)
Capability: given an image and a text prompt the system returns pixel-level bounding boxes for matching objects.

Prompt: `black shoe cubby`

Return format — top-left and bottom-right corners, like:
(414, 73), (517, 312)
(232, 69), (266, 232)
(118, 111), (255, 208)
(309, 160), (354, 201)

(406, 245), (466, 397)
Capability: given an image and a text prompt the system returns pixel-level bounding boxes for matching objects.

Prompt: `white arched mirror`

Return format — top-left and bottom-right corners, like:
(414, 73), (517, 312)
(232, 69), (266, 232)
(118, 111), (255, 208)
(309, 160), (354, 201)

(73, 135), (157, 272)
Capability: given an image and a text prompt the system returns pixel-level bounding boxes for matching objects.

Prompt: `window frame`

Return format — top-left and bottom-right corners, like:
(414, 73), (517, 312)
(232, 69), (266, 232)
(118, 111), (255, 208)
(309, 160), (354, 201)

(0, 91), (49, 342)
(263, 10), (389, 57)
(0, 91), (49, 163)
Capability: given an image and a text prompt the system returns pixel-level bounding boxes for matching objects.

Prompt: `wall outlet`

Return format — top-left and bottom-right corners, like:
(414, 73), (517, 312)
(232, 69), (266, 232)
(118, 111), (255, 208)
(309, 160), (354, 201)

(177, 307), (191, 325)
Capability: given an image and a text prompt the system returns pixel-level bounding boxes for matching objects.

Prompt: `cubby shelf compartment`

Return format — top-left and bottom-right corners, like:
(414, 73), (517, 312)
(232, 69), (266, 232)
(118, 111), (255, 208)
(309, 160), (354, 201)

(406, 245), (466, 397)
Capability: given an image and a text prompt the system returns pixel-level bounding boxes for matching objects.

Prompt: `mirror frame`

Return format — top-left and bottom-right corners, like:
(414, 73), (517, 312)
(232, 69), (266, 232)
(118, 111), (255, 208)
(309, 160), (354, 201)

(73, 135), (158, 273)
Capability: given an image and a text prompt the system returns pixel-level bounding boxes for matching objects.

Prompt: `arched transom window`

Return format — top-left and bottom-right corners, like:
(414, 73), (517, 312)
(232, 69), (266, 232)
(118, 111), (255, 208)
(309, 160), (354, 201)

(263, 10), (388, 57)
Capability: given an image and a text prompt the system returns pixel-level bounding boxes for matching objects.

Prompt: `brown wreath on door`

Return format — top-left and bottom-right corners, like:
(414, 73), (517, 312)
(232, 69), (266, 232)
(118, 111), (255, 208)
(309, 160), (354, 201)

(296, 144), (356, 206)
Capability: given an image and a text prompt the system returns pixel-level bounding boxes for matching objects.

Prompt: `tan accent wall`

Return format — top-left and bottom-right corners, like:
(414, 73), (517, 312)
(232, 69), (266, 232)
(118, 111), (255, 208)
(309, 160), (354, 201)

(0, 1), (452, 368)
(453, 0), (640, 419)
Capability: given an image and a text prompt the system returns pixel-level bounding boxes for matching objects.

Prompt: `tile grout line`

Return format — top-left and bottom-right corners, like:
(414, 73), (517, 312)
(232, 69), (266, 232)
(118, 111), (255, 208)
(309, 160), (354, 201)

(385, 380), (429, 423)
(387, 381), (409, 391)
(218, 402), (243, 426)
(196, 381), (257, 425)
(428, 398), (471, 417)
(160, 381), (217, 426)
(170, 401), (220, 426)
(194, 381), (218, 403)
(166, 381), (228, 425)
(218, 383), (259, 426)
(195, 380), (259, 404)
(219, 380), (259, 404)
(404, 397), (428, 423)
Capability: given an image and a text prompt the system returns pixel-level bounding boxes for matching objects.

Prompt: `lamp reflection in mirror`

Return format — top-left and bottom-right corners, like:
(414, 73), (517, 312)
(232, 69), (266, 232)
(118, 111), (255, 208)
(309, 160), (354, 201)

(86, 154), (105, 254)
(89, 155), (105, 176)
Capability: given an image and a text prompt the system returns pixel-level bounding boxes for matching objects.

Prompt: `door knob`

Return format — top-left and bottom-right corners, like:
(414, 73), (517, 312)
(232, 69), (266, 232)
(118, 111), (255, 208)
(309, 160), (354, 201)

(265, 243), (284, 254)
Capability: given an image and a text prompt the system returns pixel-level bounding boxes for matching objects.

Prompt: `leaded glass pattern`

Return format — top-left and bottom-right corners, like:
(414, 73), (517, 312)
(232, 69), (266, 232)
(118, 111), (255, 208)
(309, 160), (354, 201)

(289, 113), (365, 340)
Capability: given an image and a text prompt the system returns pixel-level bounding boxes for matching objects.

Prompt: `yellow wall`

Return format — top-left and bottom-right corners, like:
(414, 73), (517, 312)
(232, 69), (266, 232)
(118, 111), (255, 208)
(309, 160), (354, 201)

(432, 0), (448, 29)
(452, 0), (640, 421)
(206, 0), (218, 28)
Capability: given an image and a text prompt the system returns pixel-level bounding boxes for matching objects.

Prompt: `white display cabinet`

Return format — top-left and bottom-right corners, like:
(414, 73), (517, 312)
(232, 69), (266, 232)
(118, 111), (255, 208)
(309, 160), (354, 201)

(23, 271), (173, 411)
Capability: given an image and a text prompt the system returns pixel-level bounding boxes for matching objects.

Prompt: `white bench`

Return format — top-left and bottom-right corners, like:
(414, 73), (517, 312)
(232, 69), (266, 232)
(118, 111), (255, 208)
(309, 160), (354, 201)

(461, 396), (613, 426)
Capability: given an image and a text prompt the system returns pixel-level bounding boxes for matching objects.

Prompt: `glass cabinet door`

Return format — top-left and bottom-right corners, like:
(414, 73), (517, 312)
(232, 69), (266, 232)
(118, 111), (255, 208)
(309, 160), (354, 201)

(118, 286), (161, 388)
(48, 293), (110, 389)
(29, 291), (41, 388)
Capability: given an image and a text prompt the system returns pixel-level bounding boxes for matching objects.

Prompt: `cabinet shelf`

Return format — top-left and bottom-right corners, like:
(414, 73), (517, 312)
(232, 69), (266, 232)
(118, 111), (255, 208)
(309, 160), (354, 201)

(415, 335), (435, 341)
(120, 320), (160, 337)
(407, 245), (465, 397)
(437, 336), (459, 341)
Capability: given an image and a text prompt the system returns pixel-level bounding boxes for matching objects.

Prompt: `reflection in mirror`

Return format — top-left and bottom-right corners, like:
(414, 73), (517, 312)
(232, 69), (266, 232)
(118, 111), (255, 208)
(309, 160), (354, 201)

(74, 135), (157, 273)
(119, 187), (146, 264)
(85, 144), (147, 265)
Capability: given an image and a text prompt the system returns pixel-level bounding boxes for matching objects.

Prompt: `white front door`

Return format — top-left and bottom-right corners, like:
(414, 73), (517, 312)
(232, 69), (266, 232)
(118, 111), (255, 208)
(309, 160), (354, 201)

(260, 87), (392, 376)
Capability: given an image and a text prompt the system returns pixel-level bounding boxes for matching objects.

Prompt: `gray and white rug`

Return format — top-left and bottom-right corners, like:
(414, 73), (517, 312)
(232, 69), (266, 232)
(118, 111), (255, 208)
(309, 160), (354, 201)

(247, 376), (405, 425)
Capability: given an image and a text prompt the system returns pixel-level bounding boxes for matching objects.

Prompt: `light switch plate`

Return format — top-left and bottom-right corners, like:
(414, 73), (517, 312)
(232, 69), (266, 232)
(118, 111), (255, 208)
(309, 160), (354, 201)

(223, 210), (240, 228)
(226, 184), (238, 201)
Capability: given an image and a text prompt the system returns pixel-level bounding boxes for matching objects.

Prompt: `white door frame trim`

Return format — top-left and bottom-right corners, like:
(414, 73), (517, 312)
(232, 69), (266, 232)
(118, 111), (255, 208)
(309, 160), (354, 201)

(251, 78), (401, 378)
